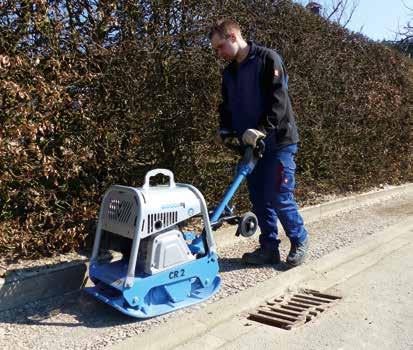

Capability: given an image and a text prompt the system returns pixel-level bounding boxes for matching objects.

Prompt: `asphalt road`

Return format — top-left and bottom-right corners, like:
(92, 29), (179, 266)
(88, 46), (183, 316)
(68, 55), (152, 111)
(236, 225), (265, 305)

(204, 226), (413, 350)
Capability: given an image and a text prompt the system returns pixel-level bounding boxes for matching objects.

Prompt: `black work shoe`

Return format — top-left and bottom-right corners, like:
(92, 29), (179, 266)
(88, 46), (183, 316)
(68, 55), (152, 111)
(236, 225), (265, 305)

(242, 248), (281, 265)
(287, 237), (309, 266)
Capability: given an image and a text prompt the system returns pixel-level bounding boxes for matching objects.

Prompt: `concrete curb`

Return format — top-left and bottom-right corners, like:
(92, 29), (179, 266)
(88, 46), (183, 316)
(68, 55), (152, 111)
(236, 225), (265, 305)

(0, 254), (112, 312)
(214, 183), (413, 247)
(0, 261), (87, 312)
(0, 183), (411, 313)
(110, 216), (413, 350)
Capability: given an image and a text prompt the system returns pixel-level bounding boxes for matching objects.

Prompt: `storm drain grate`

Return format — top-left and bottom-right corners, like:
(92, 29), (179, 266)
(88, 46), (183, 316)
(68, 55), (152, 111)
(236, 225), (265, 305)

(248, 289), (342, 330)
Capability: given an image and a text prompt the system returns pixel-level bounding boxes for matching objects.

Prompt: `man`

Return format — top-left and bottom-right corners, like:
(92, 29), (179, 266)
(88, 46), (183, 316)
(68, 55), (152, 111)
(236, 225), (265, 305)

(210, 19), (309, 266)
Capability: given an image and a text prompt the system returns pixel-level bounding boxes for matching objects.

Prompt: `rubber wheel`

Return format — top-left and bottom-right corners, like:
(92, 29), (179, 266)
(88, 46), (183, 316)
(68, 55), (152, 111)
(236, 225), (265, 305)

(237, 212), (258, 238)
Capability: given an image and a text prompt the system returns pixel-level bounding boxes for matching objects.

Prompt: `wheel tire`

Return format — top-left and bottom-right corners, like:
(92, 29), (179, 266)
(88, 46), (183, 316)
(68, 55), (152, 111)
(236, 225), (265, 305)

(237, 212), (258, 238)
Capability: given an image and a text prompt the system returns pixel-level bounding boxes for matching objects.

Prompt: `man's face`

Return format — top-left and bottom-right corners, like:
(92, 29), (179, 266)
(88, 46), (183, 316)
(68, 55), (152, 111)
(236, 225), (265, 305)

(211, 32), (237, 62)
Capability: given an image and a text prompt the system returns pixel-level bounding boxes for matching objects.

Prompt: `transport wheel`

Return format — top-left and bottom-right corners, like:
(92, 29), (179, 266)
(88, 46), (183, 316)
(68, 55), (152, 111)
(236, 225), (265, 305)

(237, 212), (258, 237)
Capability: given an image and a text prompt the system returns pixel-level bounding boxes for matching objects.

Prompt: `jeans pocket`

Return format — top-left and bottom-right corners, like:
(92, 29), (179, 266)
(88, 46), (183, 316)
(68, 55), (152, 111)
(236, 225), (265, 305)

(277, 159), (296, 192)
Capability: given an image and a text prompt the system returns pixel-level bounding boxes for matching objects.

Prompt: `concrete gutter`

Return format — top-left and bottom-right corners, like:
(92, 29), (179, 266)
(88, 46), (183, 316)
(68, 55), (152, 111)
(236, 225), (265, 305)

(0, 183), (411, 312)
(110, 214), (413, 350)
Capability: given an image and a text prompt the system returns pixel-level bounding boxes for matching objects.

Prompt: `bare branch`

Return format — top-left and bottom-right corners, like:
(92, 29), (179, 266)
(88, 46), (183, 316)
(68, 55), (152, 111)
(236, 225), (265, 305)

(393, 4), (413, 55)
(321, 0), (360, 28)
(342, 0), (358, 28)
(326, 0), (343, 21)
(401, 0), (413, 12)
(336, 0), (347, 23)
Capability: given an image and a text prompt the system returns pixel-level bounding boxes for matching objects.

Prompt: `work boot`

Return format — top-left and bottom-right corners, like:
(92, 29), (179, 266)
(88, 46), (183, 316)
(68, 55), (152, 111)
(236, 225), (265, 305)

(287, 236), (309, 266)
(242, 247), (281, 265)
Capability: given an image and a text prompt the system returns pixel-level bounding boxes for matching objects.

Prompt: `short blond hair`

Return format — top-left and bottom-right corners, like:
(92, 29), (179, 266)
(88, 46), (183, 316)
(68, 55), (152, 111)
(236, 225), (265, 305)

(209, 19), (241, 39)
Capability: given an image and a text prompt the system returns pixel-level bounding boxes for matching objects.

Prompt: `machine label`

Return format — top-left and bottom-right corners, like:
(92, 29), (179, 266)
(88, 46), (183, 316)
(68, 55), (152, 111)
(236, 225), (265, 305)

(161, 202), (185, 209)
(169, 269), (185, 279)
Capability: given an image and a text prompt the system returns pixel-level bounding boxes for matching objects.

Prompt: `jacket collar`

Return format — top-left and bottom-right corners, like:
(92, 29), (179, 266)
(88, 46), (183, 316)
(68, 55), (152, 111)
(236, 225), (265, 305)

(227, 41), (257, 75)
(247, 41), (257, 60)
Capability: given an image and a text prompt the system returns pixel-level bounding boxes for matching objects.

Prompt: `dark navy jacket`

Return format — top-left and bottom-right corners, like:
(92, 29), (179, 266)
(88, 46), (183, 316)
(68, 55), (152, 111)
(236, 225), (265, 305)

(219, 42), (299, 151)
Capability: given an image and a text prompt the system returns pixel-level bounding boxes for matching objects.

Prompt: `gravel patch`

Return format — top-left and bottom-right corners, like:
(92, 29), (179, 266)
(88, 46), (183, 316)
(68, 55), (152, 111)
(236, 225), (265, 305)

(0, 191), (411, 350)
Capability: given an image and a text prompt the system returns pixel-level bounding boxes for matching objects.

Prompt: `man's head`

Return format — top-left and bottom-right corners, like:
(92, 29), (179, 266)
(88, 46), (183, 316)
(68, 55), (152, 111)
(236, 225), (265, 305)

(209, 19), (244, 62)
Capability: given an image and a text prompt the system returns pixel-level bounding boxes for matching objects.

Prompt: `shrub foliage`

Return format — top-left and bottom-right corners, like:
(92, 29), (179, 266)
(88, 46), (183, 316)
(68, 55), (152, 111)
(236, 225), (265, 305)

(1, 0), (412, 258)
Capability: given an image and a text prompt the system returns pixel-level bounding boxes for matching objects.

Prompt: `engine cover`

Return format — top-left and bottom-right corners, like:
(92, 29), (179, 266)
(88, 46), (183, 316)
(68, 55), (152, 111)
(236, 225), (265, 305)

(143, 229), (195, 275)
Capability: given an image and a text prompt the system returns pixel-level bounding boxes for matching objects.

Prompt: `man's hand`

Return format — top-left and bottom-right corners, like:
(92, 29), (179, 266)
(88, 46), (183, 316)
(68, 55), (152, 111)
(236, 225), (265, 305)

(242, 129), (265, 147)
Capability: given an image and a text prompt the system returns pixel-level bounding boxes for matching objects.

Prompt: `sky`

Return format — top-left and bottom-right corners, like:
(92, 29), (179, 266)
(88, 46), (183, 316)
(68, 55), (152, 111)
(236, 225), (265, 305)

(296, 0), (413, 41)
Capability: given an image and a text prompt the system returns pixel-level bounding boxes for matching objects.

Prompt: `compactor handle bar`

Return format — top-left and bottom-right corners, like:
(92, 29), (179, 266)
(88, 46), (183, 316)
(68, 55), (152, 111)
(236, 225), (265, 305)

(209, 130), (265, 225)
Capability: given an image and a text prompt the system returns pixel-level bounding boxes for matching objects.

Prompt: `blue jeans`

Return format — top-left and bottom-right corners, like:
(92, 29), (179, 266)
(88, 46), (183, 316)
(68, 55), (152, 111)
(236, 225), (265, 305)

(247, 144), (308, 251)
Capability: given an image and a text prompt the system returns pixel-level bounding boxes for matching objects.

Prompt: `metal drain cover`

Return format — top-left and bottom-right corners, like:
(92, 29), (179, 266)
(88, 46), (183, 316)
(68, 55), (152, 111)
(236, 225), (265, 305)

(248, 289), (342, 330)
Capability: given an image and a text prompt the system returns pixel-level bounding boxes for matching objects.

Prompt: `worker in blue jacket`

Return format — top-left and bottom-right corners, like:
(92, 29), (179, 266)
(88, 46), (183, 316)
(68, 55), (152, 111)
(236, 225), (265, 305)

(209, 19), (309, 266)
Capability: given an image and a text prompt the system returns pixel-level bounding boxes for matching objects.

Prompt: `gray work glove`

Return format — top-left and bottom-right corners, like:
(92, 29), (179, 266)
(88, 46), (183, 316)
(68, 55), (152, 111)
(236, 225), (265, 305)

(242, 129), (265, 147)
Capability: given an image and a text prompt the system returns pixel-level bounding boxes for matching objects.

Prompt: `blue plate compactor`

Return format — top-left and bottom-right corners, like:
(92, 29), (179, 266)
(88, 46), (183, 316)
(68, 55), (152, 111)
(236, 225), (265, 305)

(85, 140), (264, 318)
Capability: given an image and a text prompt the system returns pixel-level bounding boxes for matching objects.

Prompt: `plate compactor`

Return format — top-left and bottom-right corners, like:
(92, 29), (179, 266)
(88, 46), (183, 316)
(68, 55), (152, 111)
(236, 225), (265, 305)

(85, 135), (265, 318)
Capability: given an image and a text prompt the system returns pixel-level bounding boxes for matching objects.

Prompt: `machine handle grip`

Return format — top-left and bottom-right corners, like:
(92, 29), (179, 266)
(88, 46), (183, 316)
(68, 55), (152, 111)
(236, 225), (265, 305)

(143, 168), (176, 189)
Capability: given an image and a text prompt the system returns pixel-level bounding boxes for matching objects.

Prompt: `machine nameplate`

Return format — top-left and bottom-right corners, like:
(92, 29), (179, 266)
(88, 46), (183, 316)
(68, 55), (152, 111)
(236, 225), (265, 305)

(169, 269), (185, 279)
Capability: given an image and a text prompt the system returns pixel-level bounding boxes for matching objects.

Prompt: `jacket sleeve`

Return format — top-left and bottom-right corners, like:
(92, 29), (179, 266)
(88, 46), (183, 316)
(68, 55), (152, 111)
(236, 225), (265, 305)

(218, 75), (232, 130)
(257, 50), (289, 134)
